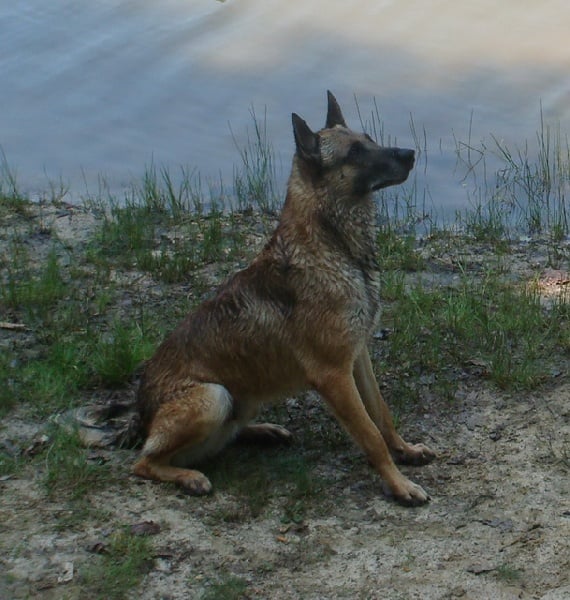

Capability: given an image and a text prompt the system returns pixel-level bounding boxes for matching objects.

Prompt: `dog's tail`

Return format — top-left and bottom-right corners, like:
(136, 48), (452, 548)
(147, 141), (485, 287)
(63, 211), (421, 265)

(105, 400), (144, 449)
(59, 398), (143, 449)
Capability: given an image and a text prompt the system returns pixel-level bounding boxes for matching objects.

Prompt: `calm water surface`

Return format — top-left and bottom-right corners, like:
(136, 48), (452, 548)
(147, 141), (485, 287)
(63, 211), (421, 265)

(2, 1), (570, 214)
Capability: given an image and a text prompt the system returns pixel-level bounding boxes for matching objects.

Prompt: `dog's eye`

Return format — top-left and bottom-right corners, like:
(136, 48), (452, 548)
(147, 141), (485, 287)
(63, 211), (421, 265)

(348, 142), (365, 159)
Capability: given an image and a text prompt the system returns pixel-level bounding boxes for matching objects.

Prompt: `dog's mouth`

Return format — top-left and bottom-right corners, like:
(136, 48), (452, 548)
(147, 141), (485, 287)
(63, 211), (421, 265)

(371, 173), (411, 191)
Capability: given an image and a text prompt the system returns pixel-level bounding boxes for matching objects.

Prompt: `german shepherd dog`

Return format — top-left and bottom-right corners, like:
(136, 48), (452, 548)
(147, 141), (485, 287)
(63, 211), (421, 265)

(134, 92), (436, 506)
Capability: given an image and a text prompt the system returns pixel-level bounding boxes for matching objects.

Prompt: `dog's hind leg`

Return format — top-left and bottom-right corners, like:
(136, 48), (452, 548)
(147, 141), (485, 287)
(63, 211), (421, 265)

(237, 423), (293, 444)
(133, 383), (234, 495)
(353, 349), (436, 466)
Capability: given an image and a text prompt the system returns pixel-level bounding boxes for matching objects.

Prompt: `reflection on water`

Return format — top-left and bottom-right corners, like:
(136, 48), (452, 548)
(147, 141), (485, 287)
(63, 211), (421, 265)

(1, 0), (569, 214)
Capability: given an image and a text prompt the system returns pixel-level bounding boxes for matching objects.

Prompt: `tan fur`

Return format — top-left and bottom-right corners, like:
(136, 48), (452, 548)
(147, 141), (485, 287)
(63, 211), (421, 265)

(133, 92), (436, 506)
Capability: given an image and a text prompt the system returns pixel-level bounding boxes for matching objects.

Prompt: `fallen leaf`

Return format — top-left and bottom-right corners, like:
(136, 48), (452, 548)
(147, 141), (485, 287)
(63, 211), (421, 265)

(23, 434), (50, 457)
(57, 561), (74, 584)
(87, 541), (109, 555)
(0, 321), (27, 331)
(467, 563), (496, 575)
(480, 518), (514, 533)
(130, 520), (161, 536)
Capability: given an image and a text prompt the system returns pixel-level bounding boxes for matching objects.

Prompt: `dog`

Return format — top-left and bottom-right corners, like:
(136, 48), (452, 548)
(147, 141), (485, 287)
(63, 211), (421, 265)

(133, 91), (436, 506)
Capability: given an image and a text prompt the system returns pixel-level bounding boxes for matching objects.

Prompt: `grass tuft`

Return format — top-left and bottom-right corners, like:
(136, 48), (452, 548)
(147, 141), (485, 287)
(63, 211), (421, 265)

(380, 268), (564, 398)
(0, 147), (28, 216)
(202, 572), (249, 600)
(43, 426), (111, 500)
(455, 108), (570, 236)
(80, 528), (153, 600)
(232, 106), (280, 215)
(92, 320), (153, 387)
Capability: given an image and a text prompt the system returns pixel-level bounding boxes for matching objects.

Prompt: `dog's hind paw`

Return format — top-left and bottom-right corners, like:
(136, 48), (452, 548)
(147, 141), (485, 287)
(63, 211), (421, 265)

(176, 471), (213, 496)
(237, 423), (293, 445)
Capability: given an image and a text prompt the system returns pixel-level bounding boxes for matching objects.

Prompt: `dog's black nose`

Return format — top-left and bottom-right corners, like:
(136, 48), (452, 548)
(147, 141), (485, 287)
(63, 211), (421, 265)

(396, 149), (415, 168)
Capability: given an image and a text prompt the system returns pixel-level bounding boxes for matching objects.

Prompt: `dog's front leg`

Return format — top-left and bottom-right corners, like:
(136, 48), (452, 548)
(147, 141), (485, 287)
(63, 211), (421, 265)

(313, 367), (429, 506)
(353, 349), (436, 466)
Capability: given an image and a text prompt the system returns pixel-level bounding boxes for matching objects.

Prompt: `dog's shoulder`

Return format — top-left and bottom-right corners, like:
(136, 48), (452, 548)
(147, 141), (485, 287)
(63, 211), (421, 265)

(209, 244), (297, 321)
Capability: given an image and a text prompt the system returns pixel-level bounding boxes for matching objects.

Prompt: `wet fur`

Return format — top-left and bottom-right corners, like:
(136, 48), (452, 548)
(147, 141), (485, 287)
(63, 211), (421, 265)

(133, 92), (436, 505)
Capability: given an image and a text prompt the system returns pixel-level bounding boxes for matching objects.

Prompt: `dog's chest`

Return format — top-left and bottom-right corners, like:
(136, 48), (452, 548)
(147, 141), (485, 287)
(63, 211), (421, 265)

(345, 258), (381, 332)
(315, 247), (380, 338)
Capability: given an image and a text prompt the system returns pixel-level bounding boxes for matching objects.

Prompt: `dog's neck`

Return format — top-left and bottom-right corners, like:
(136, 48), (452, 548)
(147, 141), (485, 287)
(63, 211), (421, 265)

(316, 197), (378, 270)
(275, 158), (379, 272)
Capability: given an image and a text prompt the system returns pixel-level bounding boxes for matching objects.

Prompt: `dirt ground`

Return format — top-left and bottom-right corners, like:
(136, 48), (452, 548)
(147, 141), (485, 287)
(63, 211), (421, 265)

(1, 204), (569, 599)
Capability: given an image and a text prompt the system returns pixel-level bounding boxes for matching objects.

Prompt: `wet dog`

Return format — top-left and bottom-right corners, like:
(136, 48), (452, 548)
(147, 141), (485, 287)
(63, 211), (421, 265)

(133, 92), (435, 506)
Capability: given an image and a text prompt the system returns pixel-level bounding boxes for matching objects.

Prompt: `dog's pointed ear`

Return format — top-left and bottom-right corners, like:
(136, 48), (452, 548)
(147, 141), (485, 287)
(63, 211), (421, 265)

(292, 113), (320, 164)
(325, 90), (347, 128)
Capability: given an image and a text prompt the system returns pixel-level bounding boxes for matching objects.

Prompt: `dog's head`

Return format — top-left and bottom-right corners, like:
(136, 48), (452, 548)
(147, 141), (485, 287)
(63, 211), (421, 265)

(292, 91), (415, 197)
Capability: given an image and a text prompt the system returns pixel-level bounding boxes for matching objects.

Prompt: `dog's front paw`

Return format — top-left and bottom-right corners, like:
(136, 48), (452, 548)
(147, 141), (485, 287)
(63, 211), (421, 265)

(382, 477), (430, 507)
(394, 443), (436, 466)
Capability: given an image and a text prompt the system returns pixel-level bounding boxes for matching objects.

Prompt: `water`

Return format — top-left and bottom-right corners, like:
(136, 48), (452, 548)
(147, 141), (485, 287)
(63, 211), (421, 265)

(2, 0), (570, 215)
